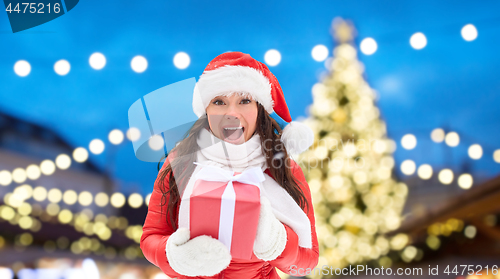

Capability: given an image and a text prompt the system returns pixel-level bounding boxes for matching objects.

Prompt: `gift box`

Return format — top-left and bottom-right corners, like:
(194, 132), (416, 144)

(189, 165), (265, 260)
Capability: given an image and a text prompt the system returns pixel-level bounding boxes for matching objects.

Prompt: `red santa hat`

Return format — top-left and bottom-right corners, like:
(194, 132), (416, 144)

(192, 51), (314, 154)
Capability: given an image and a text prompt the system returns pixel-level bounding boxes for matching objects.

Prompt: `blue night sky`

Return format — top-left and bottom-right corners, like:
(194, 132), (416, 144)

(1, 0), (499, 195)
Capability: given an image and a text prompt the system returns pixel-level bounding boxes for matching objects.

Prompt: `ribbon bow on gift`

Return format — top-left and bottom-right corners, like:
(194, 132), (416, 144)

(194, 163), (266, 186)
(192, 163), (266, 253)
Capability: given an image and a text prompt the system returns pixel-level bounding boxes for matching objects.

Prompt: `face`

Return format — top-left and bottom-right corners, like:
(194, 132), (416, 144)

(205, 93), (258, 145)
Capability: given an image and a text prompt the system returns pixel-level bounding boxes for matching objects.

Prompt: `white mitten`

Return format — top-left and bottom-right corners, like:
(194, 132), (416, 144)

(165, 227), (231, 276)
(253, 196), (287, 261)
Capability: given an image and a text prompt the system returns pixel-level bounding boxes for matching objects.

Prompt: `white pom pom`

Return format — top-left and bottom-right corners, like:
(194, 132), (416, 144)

(281, 121), (314, 154)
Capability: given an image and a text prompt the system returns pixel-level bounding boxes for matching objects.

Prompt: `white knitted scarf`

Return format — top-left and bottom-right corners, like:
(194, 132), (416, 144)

(176, 128), (312, 248)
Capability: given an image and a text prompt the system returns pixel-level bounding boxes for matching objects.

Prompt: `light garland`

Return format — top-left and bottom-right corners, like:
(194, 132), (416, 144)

(0, 128), (143, 187)
(0, 125), (155, 258)
(0, 197), (145, 261)
(0, 182), (151, 251)
(12, 21), (482, 78)
(396, 128), (498, 188)
(2, 183), (151, 209)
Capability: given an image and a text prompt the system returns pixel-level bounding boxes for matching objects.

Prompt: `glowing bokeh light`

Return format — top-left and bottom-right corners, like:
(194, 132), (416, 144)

(360, 38), (378, 55)
(311, 44), (329, 61)
(410, 32), (427, 50)
(264, 49), (281, 66)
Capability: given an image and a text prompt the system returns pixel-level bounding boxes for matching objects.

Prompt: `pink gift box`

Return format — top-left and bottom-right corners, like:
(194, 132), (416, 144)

(189, 171), (261, 260)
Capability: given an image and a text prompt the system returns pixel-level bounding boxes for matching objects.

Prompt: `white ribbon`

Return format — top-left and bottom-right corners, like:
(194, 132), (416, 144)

(193, 163), (265, 252)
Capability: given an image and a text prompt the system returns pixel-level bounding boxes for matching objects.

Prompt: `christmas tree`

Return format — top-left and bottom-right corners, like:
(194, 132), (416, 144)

(297, 18), (409, 275)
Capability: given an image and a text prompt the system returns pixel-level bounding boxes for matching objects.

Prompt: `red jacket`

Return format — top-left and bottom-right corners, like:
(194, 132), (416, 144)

(140, 154), (319, 279)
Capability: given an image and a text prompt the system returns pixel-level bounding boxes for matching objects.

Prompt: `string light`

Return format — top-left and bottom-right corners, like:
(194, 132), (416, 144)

(0, 198), (146, 261)
(417, 164), (433, 179)
(33, 186), (47, 202)
(126, 127), (141, 142)
(264, 49), (281, 66)
(173, 52), (191, 69)
(89, 52), (106, 70)
(78, 191), (93, 206)
(410, 32), (427, 50)
(464, 225), (476, 238)
(131, 55), (148, 73)
(14, 185), (32, 201)
(400, 160), (416, 175)
(12, 168), (27, 184)
(312, 44), (329, 61)
(5, 182), (151, 215)
(25, 165), (41, 180)
(430, 128), (445, 143)
(148, 135), (164, 151)
(467, 144), (483, 160)
(438, 169), (454, 185)
(128, 193), (143, 208)
(426, 235), (440, 250)
(444, 131), (460, 147)
(95, 192), (109, 207)
(457, 173), (473, 189)
(360, 38), (377, 55)
(17, 203), (32, 216)
(55, 154), (72, 170)
(401, 134), (417, 150)
(40, 160), (56, 176)
(0, 171), (12, 186)
(0, 197), (142, 254)
(73, 147), (89, 163)
(108, 129), (124, 145)
(46, 203), (60, 216)
(47, 188), (62, 203)
(494, 149), (500, 163)
(63, 190), (78, 205)
(89, 139), (105, 155)
(14, 60), (31, 77)
(402, 245), (417, 262)
(110, 193), (126, 208)
(461, 24), (478, 41)
(54, 59), (71, 76)
(58, 209), (73, 224)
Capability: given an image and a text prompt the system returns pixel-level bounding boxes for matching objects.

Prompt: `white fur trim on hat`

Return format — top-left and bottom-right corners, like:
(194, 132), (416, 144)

(281, 121), (314, 155)
(166, 227), (231, 276)
(193, 65), (274, 117)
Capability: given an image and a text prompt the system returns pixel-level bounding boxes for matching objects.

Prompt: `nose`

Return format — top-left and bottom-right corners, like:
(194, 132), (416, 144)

(225, 103), (240, 120)
(225, 114), (238, 121)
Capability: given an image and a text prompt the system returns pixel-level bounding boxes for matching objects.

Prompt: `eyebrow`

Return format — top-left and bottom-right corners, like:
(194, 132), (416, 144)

(212, 94), (253, 101)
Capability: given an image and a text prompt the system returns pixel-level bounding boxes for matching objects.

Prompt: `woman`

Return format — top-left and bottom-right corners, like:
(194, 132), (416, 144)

(140, 52), (319, 278)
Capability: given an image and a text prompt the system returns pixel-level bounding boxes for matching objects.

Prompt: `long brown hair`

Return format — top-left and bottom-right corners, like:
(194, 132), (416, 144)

(157, 103), (309, 230)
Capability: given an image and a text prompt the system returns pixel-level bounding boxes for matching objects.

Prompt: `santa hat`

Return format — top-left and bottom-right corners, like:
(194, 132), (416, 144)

(192, 51), (314, 154)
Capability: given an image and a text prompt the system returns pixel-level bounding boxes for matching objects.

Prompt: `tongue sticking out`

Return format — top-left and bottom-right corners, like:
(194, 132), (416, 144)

(223, 128), (244, 141)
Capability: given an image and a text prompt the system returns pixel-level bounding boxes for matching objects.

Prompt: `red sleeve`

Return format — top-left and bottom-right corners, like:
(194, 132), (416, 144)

(268, 159), (319, 275)
(140, 153), (182, 278)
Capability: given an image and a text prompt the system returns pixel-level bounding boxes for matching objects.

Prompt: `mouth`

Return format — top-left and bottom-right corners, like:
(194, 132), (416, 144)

(221, 126), (244, 142)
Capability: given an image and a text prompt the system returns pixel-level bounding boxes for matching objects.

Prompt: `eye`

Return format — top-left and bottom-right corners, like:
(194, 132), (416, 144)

(240, 99), (251, 104)
(212, 99), (225, 105)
